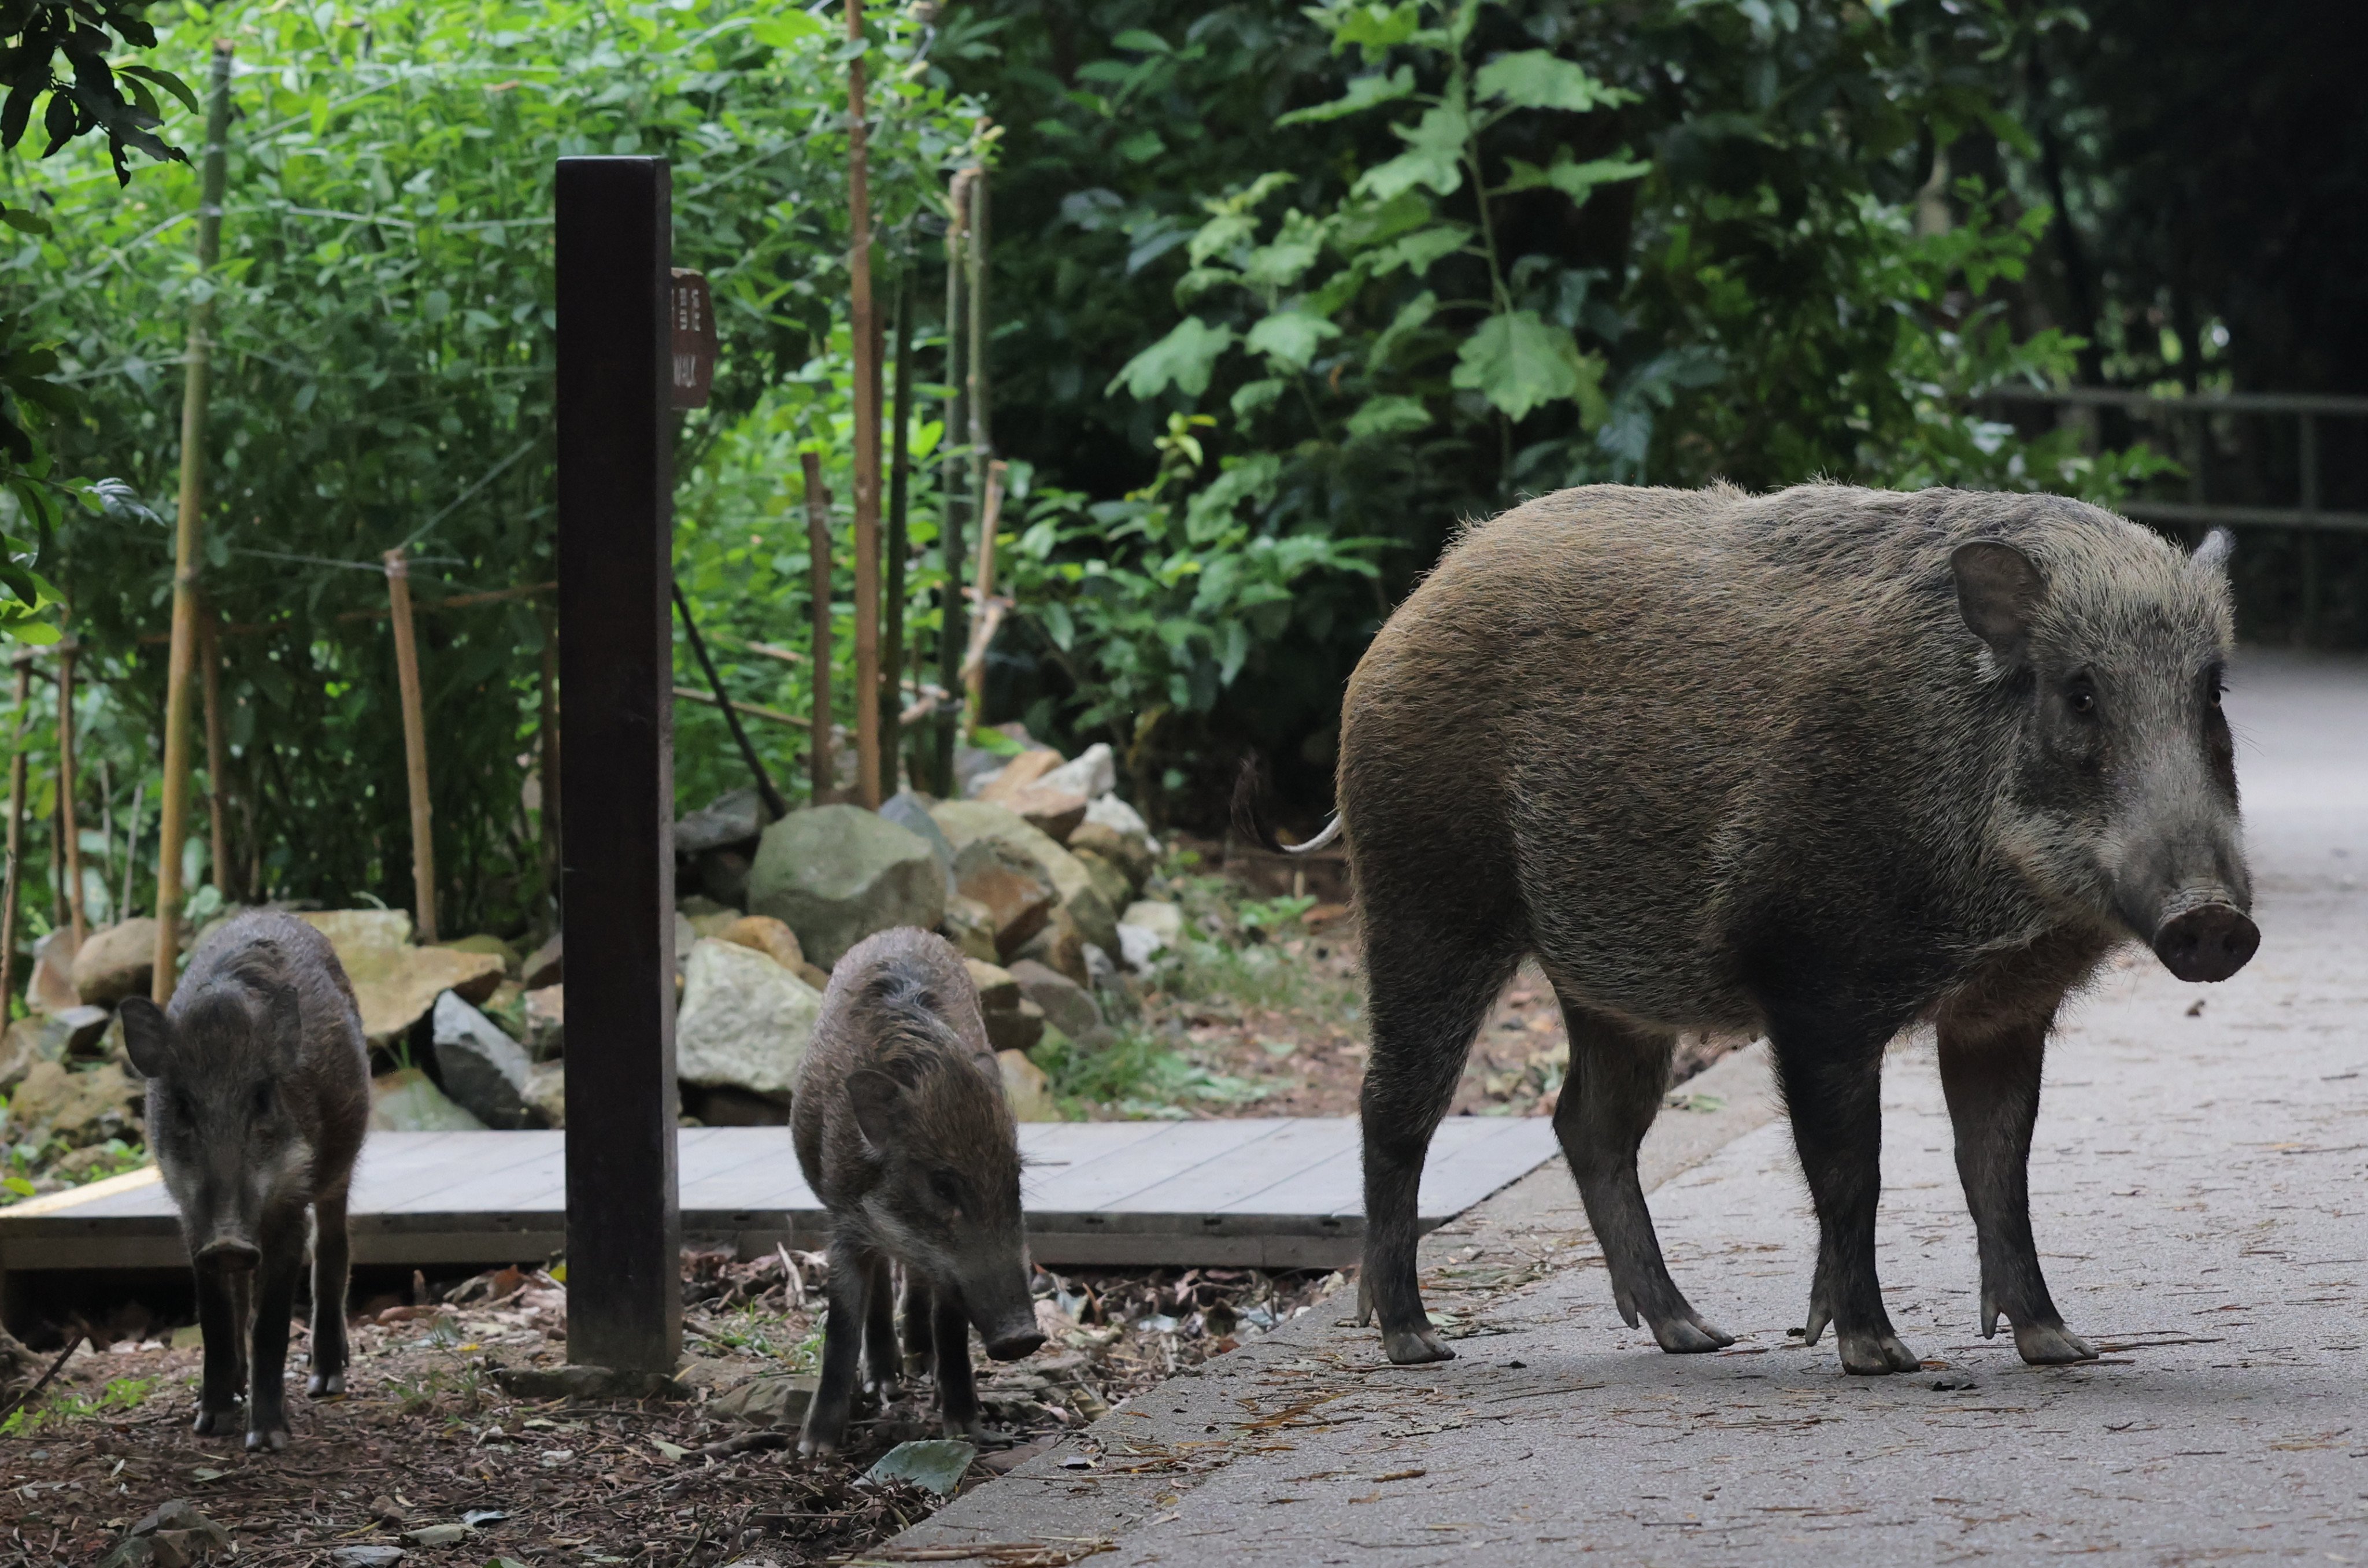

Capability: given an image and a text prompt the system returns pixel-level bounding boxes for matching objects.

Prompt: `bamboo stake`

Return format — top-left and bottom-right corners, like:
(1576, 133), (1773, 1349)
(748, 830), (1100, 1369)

(1, 659), (32, 1012)
(152, 41), (235, 1001)
(57, 641), (83, 948)
(961, 460), (1008, 725)
(383, 547), (437, 943)
(199, 605), (233, 904)
(846, 0), (883, 810)
(935, 168), (974, 797)
(965, 165), (993, 623)
(883, 257), (914, 796)
(119, 781), (142, 930)
(802, 450), (837, 802)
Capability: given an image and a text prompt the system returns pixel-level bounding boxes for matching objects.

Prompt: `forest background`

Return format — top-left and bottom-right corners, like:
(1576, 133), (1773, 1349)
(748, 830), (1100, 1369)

(0, 0), (2360, 947)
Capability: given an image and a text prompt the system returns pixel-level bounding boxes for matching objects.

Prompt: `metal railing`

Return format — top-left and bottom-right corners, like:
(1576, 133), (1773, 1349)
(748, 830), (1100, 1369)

(1981, 386), (2368, 534)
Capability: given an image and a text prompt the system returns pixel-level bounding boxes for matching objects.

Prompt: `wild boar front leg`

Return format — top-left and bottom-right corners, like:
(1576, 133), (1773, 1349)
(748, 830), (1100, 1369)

(800, 1236), (874, 1456)
(1552, 994), (1732, 1353)
(1937, 1011), (2097, 1365)
(864, 1255), (902, 1397)
(1773, 1028), (1919, 1374)
(191, 1262), (245, 1436)
(932, 1289), (983, 1440)
(308, 1192), (352, 1397)
(902, 1274), (937, 1381)
(246, 1215), (305, 1451)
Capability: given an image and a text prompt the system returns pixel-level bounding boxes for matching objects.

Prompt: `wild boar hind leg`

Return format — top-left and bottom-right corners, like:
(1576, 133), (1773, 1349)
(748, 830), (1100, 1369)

(1551, 995), (1732, 1353)
(1771, 1027), (1921, 1375)
(1358, 915), (1522, 1366)
(307, 1192), (352, 1397)
(1937, 1011), (2097, 1366)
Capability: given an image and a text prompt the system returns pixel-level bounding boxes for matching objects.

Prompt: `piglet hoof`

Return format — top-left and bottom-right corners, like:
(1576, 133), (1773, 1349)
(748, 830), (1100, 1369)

(306, 1371), (345, 1399)
(1837, 1329), (1921, 1375)
(942, 1414), (987, 1441)
(246, 1422), (291, 1453)
(2012, 1323), (2099, 1366)
(797, 1433), (838, 1459)
(1650, 1312), (1736, 1355)
(191, 1406), (236, 1437)
(1381, 1325), (1455, 1365)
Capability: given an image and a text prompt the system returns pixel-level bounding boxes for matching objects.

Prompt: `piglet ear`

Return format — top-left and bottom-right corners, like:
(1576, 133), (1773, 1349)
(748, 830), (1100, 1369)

(2191, 527), (2235, 576)
(1951, 540), (2047, 663)
(846, 1068), (905, 1150)
(117, 997), (174, 1079)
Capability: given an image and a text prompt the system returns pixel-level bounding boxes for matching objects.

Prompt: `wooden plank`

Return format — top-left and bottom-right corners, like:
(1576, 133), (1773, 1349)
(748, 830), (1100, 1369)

(1106, 1119), (1359, 1214)
(1018, 1121), (1278, 1212)
(1415, 1116), (1561, 1220)
(554, 153), (683, 1375)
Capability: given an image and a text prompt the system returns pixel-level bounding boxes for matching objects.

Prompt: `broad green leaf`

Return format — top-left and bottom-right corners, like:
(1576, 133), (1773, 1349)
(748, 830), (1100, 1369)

(1473, 51), (1630, 113)
(1331, 190), (1435, 253)
(1500, 149), (1652, 202)
(1451, 310), (1604, 422)
(1245, 310), (1341, 372)
(1368, 222), (1471, 277)
(1109, 317), (1239, 400)
(1370, 290), (1440, 369)
(1353, 102), (1470, 201)
(1346, 395), (1432, 439)
(751, 14), (824, 47)
(1112, 28), (1172, 53)
(1231, 378), (1286, 418)
(1275, 67), (1416, 127)
(1330, 1), (1423, 57)
(1188, 212), (1260, 267)
(1243, 211), (1324, 290)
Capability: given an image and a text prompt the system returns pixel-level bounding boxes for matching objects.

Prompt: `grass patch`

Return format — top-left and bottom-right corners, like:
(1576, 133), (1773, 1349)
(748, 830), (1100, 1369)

(1, 1375), (155, 1437)
(1031, 1027), (1271, 1120)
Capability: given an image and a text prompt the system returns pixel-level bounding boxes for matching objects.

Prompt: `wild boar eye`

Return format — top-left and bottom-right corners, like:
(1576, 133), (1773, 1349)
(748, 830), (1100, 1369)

(2064, 678), (2097, 717)
(928, 1170), (964, 1209)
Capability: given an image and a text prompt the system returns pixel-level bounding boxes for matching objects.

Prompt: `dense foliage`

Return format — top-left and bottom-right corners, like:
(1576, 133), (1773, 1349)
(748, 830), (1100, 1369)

(3, 0), (982, 935)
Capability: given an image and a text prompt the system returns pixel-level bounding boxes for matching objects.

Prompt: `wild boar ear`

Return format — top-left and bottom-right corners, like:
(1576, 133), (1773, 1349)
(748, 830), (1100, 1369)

(117, 997), (174, 1079)
(2191, 527), (2235, 577)
(1951, 540), (2047, 662)
(845, 1068), (905, 1149)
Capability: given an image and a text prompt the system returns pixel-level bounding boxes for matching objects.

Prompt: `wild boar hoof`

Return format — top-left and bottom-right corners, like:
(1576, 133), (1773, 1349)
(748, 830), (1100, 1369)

(307, 1371), (345, 1398)
(1651, 1313), (1735, 1354)
(246, 1422), (291, 1452)
(798, 1433), (839, 1459)
(2012, 1323), (2099, 1365)
(942, 1415), (988, 1441)
(1381, 1325), (1455, 1364)
(192, 1406), (238, 1436)
(1837, 1329), (1921, 1375)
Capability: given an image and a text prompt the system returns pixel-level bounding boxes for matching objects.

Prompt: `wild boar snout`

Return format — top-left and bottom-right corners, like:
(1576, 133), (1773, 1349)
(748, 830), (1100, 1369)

(983, 1322), (1047, 1362)
(196, 1236), (261, 1273)
(2150, 901), (2260, 983)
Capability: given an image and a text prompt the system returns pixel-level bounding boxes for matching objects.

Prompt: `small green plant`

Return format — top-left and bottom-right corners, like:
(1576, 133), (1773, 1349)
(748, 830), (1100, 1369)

(1030, 1027), (1271, 1120)
(696, 1306), (822, 1371)
(1235, 894), (1318, 933)
(1, 1374), (155, 1436)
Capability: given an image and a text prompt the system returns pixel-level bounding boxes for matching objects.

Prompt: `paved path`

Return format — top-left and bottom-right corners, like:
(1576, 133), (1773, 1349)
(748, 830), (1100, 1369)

(901, 650), (2368, 1566)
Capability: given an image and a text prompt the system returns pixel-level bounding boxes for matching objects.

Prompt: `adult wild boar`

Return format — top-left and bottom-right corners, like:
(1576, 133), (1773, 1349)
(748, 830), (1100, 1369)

(1244, 483), (2255, 1372)
(793, 927), (1045, 1455)
(117, 911), (371, 1448)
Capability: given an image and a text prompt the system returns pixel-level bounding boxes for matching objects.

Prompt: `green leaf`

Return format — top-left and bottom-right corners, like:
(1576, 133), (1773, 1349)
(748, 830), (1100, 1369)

(1353, 102), (1470, 201)
(1330, 1), (1423, 57)
(1451, 310), (1604, 422)
(1231, 378), (1286, 418)
(119, 65), (201, 117)
(1112, 28), (1171, 53)
(1368, 222), (1471, 278)
(1275, 66), (1416, 127)
(1245, 310), (1340, 372)
(1345, 395), (1431, 439)
(1472, 51), (1629, 113)
(1108, 317), (1238, 400)
(1370, 290), (1439, 369)
(1500, 149), (1652, 203)
(2, 204), (52, 236)
(1242, 211), (1324, 290)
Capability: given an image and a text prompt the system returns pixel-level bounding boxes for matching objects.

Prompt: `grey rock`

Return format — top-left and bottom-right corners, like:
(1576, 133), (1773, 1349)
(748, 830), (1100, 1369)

(930, 801), (1119, 956)
(132, 1499), (230, 1551)
(675, 786), (767, 856)
(1036, 742), (1116, 801)
(368, 1068), (486, 1133)
(953, 837), (1059, 958)
(71, 918), (158, 1008)
(880, 787), (959, 893)
(524, 983), (564, 1057)
(867, 1437), (978, 1495)
(523, 1060), (564, 1129)
(26, 927), (80, 1014)
(1008, 959), (1107, 1045)
(710, 1372), (816, 1426)
(430, 992), (534, 1129)
(747, 805), (946, 968)
(675, 938), (825, 1099)
(523, 931), (564, 989)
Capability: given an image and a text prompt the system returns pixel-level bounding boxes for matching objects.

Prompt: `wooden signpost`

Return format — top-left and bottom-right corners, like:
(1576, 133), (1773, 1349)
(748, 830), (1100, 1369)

(554, 154), (682, 1377)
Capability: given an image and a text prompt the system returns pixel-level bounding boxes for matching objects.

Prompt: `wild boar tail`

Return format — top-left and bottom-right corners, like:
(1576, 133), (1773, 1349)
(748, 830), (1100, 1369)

(1231, 753), (1344, 856)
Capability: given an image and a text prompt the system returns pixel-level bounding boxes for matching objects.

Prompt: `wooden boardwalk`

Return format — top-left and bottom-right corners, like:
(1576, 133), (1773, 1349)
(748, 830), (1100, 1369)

(0, 1118), (1557, 1278)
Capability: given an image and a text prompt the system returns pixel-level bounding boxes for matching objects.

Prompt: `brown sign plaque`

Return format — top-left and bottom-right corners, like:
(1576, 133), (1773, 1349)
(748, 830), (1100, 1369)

(669, 268), (715, 409)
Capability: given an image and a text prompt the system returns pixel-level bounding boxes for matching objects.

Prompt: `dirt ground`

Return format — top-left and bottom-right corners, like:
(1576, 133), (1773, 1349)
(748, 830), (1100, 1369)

(1, 1253), (1339, 1565)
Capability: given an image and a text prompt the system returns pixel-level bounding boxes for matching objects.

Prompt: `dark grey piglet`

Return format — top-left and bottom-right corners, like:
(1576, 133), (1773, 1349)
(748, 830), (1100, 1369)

(118, 910), (371, 1451)
(791, 926), (1045, 1456)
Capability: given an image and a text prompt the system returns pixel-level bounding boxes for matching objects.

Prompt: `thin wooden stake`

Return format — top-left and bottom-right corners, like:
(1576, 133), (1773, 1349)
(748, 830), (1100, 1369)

(199, 605), (233, 904)
(56, 641), (83, 948)
(383, 547), (437, 943)
(1, 658), (32, 1012)
(152, 41), (235, 1000)
(802, 450), (836, 803)
(934, 168), (974, 797)
(962, 460), (1008, 727)
(965, 166), (993, 601)
(846, 0), (883, 810)
(883, 257), (914, 794)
